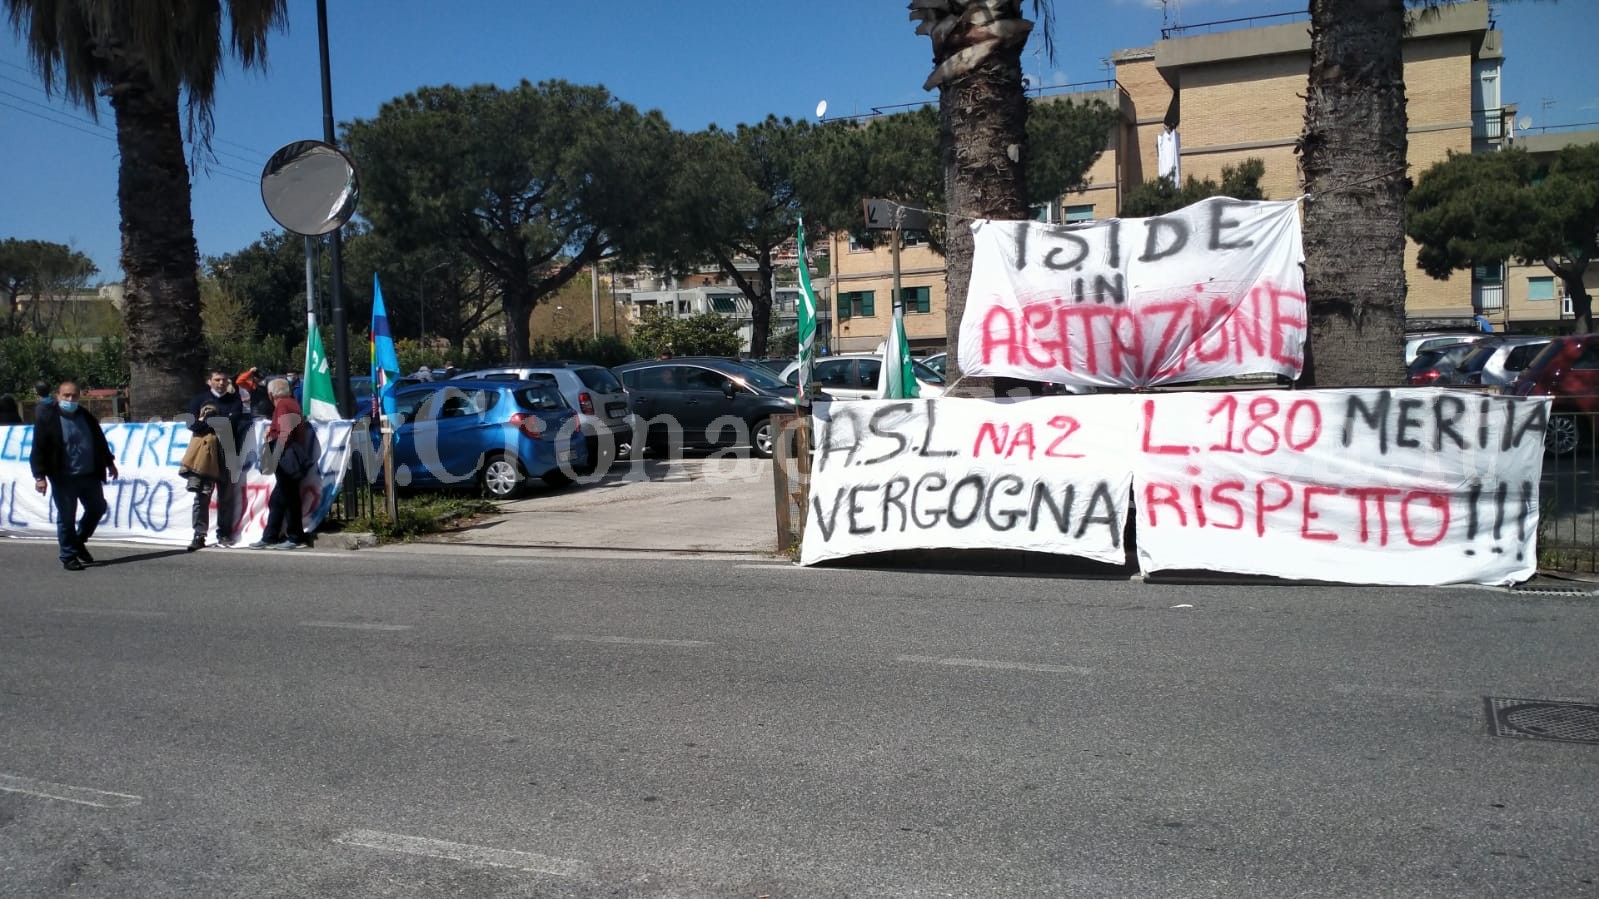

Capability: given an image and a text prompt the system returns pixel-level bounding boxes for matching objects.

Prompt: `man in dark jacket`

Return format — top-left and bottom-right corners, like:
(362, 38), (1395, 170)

(30, 381), (118, 571)
(187, 369), (250, 551)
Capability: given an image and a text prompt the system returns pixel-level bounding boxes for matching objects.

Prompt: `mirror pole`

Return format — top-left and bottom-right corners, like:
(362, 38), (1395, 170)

(316, 0), (353, 418)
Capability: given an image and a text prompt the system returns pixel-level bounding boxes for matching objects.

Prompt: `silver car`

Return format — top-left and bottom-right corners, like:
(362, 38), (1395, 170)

(454, 363), (633, 464)
(1452, 336), (1552, 387)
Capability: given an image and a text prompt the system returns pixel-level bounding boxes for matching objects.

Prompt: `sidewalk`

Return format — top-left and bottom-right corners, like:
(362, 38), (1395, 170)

(422, 453), (783, 557)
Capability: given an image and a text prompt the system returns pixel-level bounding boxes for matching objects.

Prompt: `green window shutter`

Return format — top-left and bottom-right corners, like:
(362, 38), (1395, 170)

(711, 297), (735, 313)
(907, 286), (930, 313)
(1528, 277), (1555, 301)
(838, 293), (852, 319)
(861, 291), (875, 317)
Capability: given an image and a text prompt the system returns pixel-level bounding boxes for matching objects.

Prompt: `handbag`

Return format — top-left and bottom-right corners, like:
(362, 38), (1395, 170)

(178, 432), (222, 481)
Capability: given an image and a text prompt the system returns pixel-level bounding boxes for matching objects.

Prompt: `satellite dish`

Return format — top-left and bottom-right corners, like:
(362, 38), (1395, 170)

(815, 99), (828, 119)
(1517, 115), (1532, 131)
(260, 140), (360, 236)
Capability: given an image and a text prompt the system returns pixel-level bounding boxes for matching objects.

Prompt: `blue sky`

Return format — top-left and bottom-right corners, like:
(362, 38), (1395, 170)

(2, 0), (1595, 281)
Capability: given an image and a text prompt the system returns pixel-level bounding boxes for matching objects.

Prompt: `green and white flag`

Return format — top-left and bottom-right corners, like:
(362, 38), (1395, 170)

(795, 217), (819, 397)
(875, 299), (919, 400)
(304, 316), (340, 421)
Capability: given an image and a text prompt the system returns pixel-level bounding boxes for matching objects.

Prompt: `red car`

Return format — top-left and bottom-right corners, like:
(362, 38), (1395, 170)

(1502, 335), (1599, 455)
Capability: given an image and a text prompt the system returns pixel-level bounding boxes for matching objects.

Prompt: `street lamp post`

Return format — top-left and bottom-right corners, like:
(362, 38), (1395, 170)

(419, 262), (449, 346)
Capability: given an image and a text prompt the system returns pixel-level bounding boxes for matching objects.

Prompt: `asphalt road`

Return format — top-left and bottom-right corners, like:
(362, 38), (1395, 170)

(1, 541), (1596, 898)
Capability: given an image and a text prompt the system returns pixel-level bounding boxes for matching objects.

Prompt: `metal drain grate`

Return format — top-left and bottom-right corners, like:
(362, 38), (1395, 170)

(1485, 697), (1599, 745)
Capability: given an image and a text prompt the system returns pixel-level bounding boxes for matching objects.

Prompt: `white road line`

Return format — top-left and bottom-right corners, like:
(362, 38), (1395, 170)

(0, 773), (143, 808)
(334, 829), (585, 877)
(50, 608), (168, 618)
(896, 654), (1092, 675)
(554, 634), (712, 647)
(300, 621), (414, 631)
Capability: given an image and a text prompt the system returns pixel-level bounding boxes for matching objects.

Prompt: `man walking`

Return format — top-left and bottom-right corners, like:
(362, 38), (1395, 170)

(186, 369), (250, 551)
(30, 382), (118, 571)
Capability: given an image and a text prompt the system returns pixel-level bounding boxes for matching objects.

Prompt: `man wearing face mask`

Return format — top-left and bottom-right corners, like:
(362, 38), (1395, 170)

(30, 382), (119, 571)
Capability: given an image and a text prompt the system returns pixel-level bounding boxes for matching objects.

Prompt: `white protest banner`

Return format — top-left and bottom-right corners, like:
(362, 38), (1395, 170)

(960, 197), (1306, 387)
(0, 420), (356, 548)
(1134, 388), (1550, 586)
(800, 397), (1135, 566)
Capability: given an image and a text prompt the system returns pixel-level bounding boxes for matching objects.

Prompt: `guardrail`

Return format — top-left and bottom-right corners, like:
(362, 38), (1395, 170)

(1538, 406), (1599, 573)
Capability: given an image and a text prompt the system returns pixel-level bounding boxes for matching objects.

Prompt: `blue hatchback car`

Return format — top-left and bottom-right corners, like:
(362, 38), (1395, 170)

(378, 379), (587, 498)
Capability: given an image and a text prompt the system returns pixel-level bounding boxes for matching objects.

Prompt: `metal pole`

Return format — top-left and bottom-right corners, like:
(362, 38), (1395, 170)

(891, 224), (903, 330)
(316, 0), (352, 419)
(591, 265), (601, 338)
(420, 276), (426, 345)
(304, 235), (317, 352)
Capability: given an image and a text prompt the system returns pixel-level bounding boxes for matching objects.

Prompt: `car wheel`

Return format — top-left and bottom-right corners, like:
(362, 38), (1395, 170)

(750, 418), (775, 459)
(1546, 413), (1582, 456)
(480, 453), (525, 498)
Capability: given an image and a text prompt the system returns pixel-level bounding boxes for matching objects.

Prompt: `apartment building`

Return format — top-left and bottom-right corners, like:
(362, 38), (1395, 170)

(832, 0), (1594, 349)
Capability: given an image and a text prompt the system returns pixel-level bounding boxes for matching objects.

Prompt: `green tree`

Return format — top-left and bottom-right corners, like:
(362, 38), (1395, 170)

(207, 229), (307, 341)
(668, 117), (812, 357)
(343, 80), (677, 362)
(1297, 0), (1409, 387)
(1120, 158), (1267, 217)
(1407, 144), (1599, 333)
(4, 0), (290, 415)
(629, 308), (742, 358)
(797, 97), (1115, 256)
(0, 238), (97, 339)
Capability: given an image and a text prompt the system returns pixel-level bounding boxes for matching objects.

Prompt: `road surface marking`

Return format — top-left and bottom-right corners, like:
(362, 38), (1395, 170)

(0, 773), (142, 808)
(334, 829), (585, 877)
(554, 634), (712, 647)
(301, 621), (414, 631)
(896, 654), (1092, 675)
(50, 608), (167, 618)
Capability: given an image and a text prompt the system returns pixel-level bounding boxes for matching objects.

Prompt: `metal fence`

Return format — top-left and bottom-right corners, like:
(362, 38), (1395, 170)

(1539, 409), (1599, 573)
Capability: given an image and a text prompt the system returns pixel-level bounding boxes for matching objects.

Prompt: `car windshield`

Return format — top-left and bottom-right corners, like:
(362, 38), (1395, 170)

(514, 385), (568, 411)
(576, 367), (623, 393)
(724, 362), (789, 391)
(912, 360), (945, 384)
(1457, 344), (1498, 374)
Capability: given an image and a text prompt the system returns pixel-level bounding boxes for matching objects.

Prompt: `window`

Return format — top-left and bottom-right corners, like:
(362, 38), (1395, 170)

(1031, 201), (1061, 223)
(681, 367), (729, 391)
(838, 291), (875, 319)
(1063, 204), (1095, 223)
(1575, 343), (1599, 371)
(711, 296), (737, 314)
(816, 360), (853, 387)
(848, 233), (871, 253)
(514, 385), (566, 412)
(901, 286), (931, 314)
(636, 367), (684, 390)
(902, 231), (927, 248)
(1505, 343), (1547, 371)
(1528, 277), (1556, 301)
(1473, 261), (1504, 283)
(575, 367), (623, 393)
(857, 359), (882, 389)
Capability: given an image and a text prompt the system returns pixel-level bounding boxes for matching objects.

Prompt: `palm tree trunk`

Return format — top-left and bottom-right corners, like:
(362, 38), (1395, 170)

(941, 50), (1029, 398)
(1298, 0), (1409, 387)
(108, 72), (205, 417)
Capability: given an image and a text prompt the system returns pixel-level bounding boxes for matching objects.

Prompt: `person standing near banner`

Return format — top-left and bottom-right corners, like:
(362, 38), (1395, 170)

(30, 381), (118, 571)
(252, 378), (311, 550)
(185, 369), (250, 551)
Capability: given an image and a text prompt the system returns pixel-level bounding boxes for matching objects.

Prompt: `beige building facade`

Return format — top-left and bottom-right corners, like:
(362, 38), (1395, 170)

(832, 0), (1596, 349)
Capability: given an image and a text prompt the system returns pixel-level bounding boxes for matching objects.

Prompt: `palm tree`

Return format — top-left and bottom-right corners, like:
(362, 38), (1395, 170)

(5, 0), (288, 414)
(911, 0), (1045, 398)
(1297, 0), (1409, 386)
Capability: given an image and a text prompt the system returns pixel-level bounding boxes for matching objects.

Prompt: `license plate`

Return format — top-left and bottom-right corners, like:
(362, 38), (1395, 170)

(606, 402), (627, 418)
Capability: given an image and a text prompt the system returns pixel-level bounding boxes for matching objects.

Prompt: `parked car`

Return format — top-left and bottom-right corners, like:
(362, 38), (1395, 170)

(379, 379), (586, 498)
(614, 357), (803, 459)
(1503, 335), (1599, 455)
(1406, 342), (1478, 386)
(778, 353), (947, 400)
(922, 352), (947, 377)
(1404, 332), (1485, 366)
(453, 363), (633, 466)
(1451, 336), (1551, 387)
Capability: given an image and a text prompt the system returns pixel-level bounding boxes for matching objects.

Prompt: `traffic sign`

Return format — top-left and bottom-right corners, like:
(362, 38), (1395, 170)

(862, 198), (930, 232)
